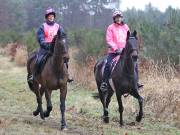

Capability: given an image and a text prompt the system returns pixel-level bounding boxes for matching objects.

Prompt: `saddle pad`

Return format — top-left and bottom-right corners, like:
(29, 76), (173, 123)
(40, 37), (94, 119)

(101, 55), (120, 78)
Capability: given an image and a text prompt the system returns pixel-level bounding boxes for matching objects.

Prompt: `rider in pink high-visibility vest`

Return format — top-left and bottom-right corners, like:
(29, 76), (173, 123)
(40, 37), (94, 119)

(28, 7), (73, 83)
(100, 10), (143, 92)
(43, 22), (59, 43)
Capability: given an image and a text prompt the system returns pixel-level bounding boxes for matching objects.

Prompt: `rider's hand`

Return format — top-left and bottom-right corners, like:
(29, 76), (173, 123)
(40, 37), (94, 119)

(115, 48), (123, 54)
(43, 43), (51, 50)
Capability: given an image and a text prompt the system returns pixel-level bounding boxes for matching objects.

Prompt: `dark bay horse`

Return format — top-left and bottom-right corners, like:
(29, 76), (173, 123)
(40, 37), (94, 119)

(27, 31), (69, 130)
(94, 31), (143, 126)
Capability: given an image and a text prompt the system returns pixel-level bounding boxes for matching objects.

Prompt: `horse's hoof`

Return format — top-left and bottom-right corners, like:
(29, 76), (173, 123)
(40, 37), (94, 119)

(127, 122), (136, 126)
(40, 113), (45, 120)
(61, 125), (68, 130)
(103, 116), (109, 123)
(136, 115), (142, 122)
(120, 122), (124, 126)
(33, 110), (39, 116)
(47, 106), (52, 112)
(44, 111), (50, 117)
(40, 116), (45, 120)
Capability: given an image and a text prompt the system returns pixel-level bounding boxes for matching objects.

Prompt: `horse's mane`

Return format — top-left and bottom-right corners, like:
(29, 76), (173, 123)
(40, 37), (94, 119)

(51, 35), (57, 46)
(50, 34), (58, 53)
(51, 30), (66, 48)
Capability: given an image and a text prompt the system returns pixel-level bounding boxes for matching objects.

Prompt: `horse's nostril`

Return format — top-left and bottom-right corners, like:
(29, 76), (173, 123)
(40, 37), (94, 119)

(131, 50), (138, 61)
(132, 55), (138, 61)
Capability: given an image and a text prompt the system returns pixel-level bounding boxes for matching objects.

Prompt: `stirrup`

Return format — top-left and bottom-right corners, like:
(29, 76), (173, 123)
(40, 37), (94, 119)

(100, 82), (108, 92)
(123, 93), (129, 97)
(67, 74), (74, 83)
(67, 78), (74, 83)
(138, 83), (144, 89)
(27, 75), (34, 83)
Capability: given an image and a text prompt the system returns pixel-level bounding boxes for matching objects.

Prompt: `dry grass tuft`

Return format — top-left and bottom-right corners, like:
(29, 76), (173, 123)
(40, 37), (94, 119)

(69, 48), (97, 90)
(4, 43), (20, 61)
(139, 59), (180, 122)
(14, 46), (28, 66)
(1, 43), (28, 66)
(0, 48), (6, 55)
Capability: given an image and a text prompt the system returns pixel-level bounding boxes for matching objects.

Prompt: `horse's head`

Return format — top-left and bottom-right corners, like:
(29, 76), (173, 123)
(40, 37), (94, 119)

(52, 30), (69, 56)
(125, 30), (138, 62)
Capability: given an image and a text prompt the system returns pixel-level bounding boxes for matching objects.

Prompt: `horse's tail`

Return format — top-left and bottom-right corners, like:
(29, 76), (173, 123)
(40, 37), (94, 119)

(93, 58), (104, 100)
(27, 51), (37, 92)
(94, 61), (98, 74)
(27, 79), (35, 92)
(92, 92), (100, 99)
(93, 57), (103, 74)
(94, 57), (105, 79)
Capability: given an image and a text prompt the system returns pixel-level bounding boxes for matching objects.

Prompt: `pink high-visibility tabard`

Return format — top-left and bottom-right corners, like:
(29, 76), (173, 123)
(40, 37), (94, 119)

(43, 22), (59, 43)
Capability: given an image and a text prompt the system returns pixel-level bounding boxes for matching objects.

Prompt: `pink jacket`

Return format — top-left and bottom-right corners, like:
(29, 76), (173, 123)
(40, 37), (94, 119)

(106, 23), (129, 53)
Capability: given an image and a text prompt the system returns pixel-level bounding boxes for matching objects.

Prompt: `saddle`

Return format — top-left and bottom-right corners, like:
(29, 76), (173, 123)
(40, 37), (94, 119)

(101, 54), (121, 77)
(36, 52), (51, 74)
(29, 51), (51, 75)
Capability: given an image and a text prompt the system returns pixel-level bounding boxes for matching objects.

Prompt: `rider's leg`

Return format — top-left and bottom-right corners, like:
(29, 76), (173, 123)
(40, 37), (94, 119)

(28, 49), (46, 82)
(100, 53), (115, 92)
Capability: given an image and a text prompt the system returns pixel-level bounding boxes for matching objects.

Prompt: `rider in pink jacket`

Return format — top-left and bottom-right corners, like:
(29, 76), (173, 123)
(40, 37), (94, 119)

(106, 20), (129, 53)
(100, 10), (143, 91)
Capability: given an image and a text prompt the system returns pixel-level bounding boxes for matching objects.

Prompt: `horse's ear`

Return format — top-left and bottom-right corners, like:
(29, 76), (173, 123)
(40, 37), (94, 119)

(133, 30), (137, 39)
(126, 31), (130, 40)
(121, 48), (125, 55)
(57, 30), (61, 37)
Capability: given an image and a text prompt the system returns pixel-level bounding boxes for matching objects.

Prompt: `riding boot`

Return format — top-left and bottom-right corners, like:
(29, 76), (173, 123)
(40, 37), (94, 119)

(65, 63), (74, 83)
(27, 60), (39, 83)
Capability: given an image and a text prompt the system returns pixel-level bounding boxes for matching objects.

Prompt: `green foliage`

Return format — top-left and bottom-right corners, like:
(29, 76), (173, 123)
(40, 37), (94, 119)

(125, 7), (180, 65)
(0, 31), (22, 46)
(0, 0), (180, 65)
(22, 30), (39, 52)
(69, 29), (106, 64)
(0, 29), (39, 52)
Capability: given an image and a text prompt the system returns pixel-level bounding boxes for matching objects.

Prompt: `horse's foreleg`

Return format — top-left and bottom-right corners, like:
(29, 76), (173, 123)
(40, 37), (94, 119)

(60, 84), (67, 130)
(44, 89), (52, 117)
(116, 93), (124, 126)
(33, 86), (45, 120)
(132, 91), (144, 122)
(97, 85), (108, 123)
(102, 89), (110, 123)
(106, 90), (114, 107)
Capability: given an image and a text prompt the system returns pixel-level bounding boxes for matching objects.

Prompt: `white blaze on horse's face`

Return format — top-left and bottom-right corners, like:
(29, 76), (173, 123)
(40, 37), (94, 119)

(59, 38), (68, 54)
(62, 39), (66, 43)
(129, 37), (137, 50)
(128, 36), (138, 61)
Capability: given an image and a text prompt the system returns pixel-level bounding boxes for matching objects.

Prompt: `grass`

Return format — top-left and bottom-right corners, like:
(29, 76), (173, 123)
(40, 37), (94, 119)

(0, 54), (180, 135)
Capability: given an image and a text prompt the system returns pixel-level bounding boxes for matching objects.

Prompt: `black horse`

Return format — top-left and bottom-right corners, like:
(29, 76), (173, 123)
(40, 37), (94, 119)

(94, 31), (143, 126)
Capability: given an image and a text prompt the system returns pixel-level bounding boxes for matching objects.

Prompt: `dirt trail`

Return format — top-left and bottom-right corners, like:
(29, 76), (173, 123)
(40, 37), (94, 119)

(0, 55), (179, 135)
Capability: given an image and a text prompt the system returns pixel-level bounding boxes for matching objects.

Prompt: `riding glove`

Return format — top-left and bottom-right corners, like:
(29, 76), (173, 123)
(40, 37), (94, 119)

(115, 48), (123, 54)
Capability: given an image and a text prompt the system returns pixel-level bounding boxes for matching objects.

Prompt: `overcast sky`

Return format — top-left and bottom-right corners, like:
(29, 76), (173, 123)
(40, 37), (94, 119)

(119, 0), (180, 12)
